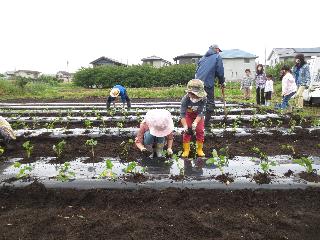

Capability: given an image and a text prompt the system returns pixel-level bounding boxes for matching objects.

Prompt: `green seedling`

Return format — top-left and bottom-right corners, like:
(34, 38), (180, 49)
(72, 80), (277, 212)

(294, 157), (314, 173)
(250, 115), (259, 128)
(116, 122), (124, 128)
(53, 140), (66, 158)
(288, 119), (296, 133)
(311, 118), (320, 127)
(22, 141), (33, 159)
(123, 161), (145, 174)
(281, 144), (296, 155)
(119, 139), (134, 161)
(56, 162), (75, 182)
(206, 148), (229, 174)
(251, 147), (276, 174)
(232, 116), (242, 131)
(266, 118), (273, 127)
(172, 151), (183, 175)
(13, 162), (33, 179)
(317, 144), (320, 149)
(99, 159), (116, 179)
(85, 139), (98, 158)
(276, 119), (283, 128)
(0, 146), (4, 156)
(84, 119), (93, 129)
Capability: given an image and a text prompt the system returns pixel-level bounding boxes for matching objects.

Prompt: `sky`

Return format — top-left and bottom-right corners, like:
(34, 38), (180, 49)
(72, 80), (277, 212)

(0, 0), (319, 74)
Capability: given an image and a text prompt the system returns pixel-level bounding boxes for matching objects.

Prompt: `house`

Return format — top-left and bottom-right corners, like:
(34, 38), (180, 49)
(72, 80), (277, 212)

(3, 71), (15, 79)
(173, 53), (202, 64)
(90, 56), (127, 67)
(141, 55), (171, 68)
(56, 71), (72, 82)
(220, 49), (258, 81)
(268, 47), (320, 66)
(14, 70), (41, 79)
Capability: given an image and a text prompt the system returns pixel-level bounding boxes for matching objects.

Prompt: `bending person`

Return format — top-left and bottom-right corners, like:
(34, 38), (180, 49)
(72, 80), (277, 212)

(135, 109), (174, 158)
(106, 84), (131, 109)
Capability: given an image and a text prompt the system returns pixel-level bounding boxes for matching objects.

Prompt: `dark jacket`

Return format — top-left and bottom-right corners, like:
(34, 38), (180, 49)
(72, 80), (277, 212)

(195, 48), (225, 88)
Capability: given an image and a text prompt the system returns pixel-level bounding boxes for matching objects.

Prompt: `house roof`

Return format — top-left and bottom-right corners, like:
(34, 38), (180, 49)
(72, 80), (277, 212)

(57, 71), (72, 76)
(220, 49), (257, 59)
(15, 70), (41, 74)
(267, 47), (320, 60)
(90, 56), (126, 66)
(173, 53), (202, 61)
(141, 55), (171, 64)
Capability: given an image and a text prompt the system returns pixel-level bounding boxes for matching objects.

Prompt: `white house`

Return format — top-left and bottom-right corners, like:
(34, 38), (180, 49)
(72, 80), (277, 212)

(56, 71), (72, 82)
(220, 49), (258, 81)
(14, 70), (41, 79)
(141, 55), (171, 68)
(267, 47), (320, 66)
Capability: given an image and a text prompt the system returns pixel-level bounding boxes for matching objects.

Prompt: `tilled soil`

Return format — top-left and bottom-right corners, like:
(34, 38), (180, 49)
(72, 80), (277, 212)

(0, 182), (320, 240)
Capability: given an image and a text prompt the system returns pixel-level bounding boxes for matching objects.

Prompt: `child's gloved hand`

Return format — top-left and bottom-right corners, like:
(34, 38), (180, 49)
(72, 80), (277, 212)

(167, 148), (173, 156)
(249, 86), (253, 90)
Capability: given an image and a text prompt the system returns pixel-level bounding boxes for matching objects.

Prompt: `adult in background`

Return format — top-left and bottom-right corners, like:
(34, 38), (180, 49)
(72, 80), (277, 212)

(292, 54), (311, 109)
(135, 109), (174, 158)
(0, 116), (16, 150)
(254, 64), (267, 105)
(106, 84), (131, 109)
(195, 44), (225, 129)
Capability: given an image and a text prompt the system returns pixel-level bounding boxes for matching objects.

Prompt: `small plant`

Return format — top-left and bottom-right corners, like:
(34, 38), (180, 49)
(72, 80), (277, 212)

(84, 119), (93, 129)
(53, 140), (66, 158)
(119, 139), (134, 161)
(232, 116), (241, 132)
(45, 119), (58, 129)
(99, 159), (116, 179)
(288, 119), (296, 133)
(276, 119), (283, 128)
(251, 147), (276, 174)
(0, 146), (4, 156)
(116, 121), (124, 128)
(266, 118), (273, 127)
(294, 157), (313, 173)
(250, 115), (259, 128)
(317, 143), (320, 149)
(85, 139), (98, 158)
(56, 162), (75, 182)
(22, 141), (33, 159)
(123, 161), (145, 174)
(311, 118), (320, 127)
(172, 151), (183, 175)
(281, 144), (296, 155)
(13, 162), (33, 179)
(206, 148), (229, 174)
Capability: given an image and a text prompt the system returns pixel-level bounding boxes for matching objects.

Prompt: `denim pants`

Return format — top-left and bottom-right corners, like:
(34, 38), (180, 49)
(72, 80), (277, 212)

(143, 130), (165, 146)
(277, 92), (296, 109)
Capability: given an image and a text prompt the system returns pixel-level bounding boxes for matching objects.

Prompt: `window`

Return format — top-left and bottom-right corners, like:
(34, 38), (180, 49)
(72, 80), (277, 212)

(244, 58), (250, 63)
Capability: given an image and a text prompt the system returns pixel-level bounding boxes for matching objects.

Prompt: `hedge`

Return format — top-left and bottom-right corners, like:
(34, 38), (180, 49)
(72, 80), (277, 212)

(73, 64), (196, 88)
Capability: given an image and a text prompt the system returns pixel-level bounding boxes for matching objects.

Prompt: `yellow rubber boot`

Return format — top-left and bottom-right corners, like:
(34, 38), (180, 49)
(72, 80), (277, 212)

(181, 142), (190, 158)
(196, 141), (205, 157)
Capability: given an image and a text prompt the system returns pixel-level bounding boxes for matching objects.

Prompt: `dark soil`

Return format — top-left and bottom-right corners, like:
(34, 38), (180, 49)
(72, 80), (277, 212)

(0, 182), (320, 240)
(284, 169), (294, 177)
(253, 172), (272, 184)
(1, 129), (320, 164)
(299, 171), (320, 183)
(214, 173), (235, 184)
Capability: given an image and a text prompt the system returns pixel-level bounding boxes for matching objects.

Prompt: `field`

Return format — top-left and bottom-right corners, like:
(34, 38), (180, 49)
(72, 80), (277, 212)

(1, 86), (320, 239)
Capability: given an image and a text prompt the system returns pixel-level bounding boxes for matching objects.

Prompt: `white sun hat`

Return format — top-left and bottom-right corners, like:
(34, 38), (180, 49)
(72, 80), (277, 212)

(144, 109), (174, 137)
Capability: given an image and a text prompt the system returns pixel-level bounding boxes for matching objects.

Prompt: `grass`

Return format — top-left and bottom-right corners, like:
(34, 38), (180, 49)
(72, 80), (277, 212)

(0, 78), (319, 116)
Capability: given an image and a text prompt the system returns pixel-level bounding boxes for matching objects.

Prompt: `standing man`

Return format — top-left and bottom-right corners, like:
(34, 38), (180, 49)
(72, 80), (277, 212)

(195, 44), (225, 129)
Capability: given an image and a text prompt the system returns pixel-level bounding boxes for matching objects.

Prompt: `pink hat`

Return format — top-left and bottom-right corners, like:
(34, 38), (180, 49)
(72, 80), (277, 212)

(145, 109), (174, 137)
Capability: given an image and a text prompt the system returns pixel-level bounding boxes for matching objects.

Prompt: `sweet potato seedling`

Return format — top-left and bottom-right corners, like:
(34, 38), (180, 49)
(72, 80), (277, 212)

(56, 162), (75, 182)
(294, 157), (314, 174)
(53, 140), (66, 158)
(85, 139), (98, 158)
(13, 162), (33, 179)
(22, 141), (33, 159)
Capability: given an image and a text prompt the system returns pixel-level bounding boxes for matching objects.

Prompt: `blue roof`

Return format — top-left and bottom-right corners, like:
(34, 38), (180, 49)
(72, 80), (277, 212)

(220, 49), (257, 59)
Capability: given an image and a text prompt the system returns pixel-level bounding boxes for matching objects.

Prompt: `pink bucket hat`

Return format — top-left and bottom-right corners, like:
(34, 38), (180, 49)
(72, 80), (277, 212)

(144, 109), (174, 137)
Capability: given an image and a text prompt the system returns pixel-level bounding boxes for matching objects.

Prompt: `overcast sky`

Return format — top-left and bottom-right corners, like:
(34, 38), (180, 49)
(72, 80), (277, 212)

(1, 0), (319, 74)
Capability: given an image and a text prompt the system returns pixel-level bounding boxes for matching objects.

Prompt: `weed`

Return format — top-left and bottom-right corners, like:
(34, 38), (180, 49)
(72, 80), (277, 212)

(85, 139), (98, 158)
(13, 162), (33, 179)
(294, 157), (314, 173)
(22, 141), (33, 159)
(53, 140), (66, 158)
(0, 146), (4, 155)
(56, 162), (75, 182)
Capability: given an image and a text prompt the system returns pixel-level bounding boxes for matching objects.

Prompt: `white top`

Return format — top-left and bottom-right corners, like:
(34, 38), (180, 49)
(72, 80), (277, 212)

(264, 80), (274, 92)
(282, 73), (297, 96)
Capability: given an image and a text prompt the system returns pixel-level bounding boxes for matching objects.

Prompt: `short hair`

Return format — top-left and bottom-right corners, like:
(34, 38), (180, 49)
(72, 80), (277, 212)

(295, 53), (306, 65)
(266, 74), (273, 78)
(245, 69), (251, 73)
(281, 65), (292, 73)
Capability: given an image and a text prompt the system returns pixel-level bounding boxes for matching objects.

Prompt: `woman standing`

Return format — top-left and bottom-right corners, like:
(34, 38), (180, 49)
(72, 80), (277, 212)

(254, 64), (267, 105)
(292, 54), (311, 109)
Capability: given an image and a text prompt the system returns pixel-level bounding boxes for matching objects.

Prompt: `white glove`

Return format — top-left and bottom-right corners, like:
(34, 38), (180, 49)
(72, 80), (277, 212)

(192, 121), (197, 131)
(167, 148), (173, 155)
(249, 86), (253, 90)
(240, 86), (242, 90)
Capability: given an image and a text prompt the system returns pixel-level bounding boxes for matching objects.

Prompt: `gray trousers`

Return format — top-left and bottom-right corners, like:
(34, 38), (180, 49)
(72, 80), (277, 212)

(204, 86), (215, 127)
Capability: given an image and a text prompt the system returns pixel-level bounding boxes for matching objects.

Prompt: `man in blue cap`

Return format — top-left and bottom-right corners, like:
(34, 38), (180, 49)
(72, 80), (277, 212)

(195, 44), (225, 129)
